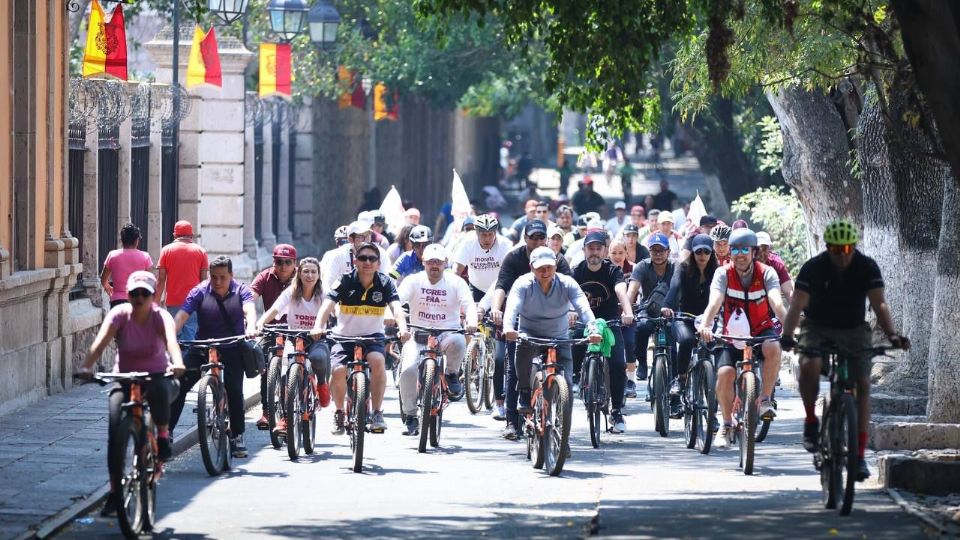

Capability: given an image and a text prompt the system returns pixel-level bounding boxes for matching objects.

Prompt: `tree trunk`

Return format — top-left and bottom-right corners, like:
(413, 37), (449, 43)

(766, 87), (863, 255)
(927, 178), (960, 422)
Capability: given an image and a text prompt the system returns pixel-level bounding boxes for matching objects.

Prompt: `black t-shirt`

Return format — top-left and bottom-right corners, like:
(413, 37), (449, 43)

(630, 259), (675, 302)
(795, 251), (884, 329)
(653, 190), (678, 212)
(572, 189), (606, 216)
(573, 259), (625, 321)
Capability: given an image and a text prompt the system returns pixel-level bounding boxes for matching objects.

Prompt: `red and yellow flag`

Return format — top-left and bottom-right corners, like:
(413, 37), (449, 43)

(337, 66), (366, 110)
(186, 26), (222, 89)
(259, 43), (292, 98)
(374, 83), (399, 121)
(82, 0), (128, 80)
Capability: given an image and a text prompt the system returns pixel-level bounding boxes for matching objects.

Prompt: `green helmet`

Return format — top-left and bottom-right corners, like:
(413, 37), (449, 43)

(824, 219), (859, 245)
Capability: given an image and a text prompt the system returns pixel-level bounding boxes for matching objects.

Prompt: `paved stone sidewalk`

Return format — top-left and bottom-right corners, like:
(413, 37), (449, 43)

(0, 377), (260, 540)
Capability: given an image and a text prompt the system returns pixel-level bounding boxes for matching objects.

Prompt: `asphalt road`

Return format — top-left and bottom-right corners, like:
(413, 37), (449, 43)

(56, 374), (925, 539)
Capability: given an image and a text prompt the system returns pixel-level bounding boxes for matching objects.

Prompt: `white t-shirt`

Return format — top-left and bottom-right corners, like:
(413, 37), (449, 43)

(321, 243), (392, 293)
(605, 216), (628, 236)
(453, 234), (512, 292)
(397, 271), (478, 330)
(270, 287), (322, 330)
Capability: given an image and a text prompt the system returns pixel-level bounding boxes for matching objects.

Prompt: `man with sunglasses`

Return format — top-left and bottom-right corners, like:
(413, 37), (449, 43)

(780, 219), (908, 481)
(626, 232), (676, 392)
(321, 221), (391, 294)
(698, 228), (787, 450)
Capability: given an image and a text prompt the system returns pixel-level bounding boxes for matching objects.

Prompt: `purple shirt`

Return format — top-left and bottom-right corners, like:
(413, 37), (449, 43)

(105, 304), (171, 373)
(181, 279), (255, 341)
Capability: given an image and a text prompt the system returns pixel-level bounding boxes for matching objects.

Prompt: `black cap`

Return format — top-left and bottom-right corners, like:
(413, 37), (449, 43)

(525, 219), (548, 236)
(584, 231), (608, 245)
(623, 224), (639, 234)
(700, 215), (718, 226)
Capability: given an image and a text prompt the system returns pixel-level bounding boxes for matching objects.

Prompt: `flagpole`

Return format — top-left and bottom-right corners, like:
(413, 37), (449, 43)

(170, 1), (180, 223)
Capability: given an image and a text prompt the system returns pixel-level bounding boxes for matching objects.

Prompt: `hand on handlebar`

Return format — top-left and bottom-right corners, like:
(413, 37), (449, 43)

(504, 330), (518, 342)
(698, 326), (714, 342)
(889, 334), (910, 351)
(168, 363), (186, 378)
(465, 324), (478, 335)
(660, 307), (674, 318)
(621, 311), (634, 327)
(568, 312), (578, 328)
(399, 329), (411, 343)
(587, 333), (602, 344)
(310, 327), (327, 340)
(75, 365), (93, 381)
(780, 335), (797, 352)
(491, 309), (503, 327)
(245, 326), (259, 339)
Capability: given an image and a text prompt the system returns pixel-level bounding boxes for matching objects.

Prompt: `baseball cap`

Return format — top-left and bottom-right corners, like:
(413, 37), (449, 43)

(630, 205), (645, 215)
(575, 216), (589, 228)
(658, 212), (675, 224)
(126, 271), (157, 294)
(756, 232), (773, 246)
(462, 216), (476, 230)
(614, 201), (626, 210)
(583, 212), (601, 223)
(700, 215), (718, 227)
(348, 221), (371, 236)
(582, 176), (594, 185)
(623, 224), (639, 235)
(586, 219), (604, 233)
(584, 231), (607, 245)
(648, 232), (670, 249)
(530, 246), (558, 268)
(173, 220), (193, 237)
(273, 244), (297, 259)
(547, 224), (564, 239)
(691, 234), (714, 252)
(422, 243), (447, 262)
(370, 210), (386, 224)
(525, 219), (548, 237)
(405, 208), (421, 217)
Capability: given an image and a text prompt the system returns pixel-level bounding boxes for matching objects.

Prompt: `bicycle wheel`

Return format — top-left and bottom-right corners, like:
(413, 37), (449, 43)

(419, 358), (435, 453)
(544, 376), (573, 476)
(196, 376), (225, 476)
(141, 415), (158, 532)
(348, 373), (367, 473)
(285, 363), (304, 460)
(530, 381), (545, 470)
(697, 361), (717, 455)
(740, 372), (759, 475)
(302, 374), (317, 455)
(838, 393), (859, 515)
(756, 418), (772, 443)
(483, 337), (496, 410)
(390, 342), (402, 388)
(586, 356), (601, 449)
(653, 354), (669, 437)
(430, 405), (443, 448)
(266, 356), (284, 449)
(820, 399), (837, 510)
(112, 416), (144, 538)
(465, 340), (483, 414)
(684, 368), (700, 449)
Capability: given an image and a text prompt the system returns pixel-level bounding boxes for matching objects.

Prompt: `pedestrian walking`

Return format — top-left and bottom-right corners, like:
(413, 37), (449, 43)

(101, 223), (153, 308)
(156, 220), (209, 341)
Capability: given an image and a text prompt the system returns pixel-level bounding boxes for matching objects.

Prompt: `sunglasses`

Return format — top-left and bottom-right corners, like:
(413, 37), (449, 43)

(274, 258), (295, 266)
(694, 249), (713, 256)
(129, 289), (153, 298)
(730, 246), (752, 255)
(356, 255), (380, 263)
(649, 247), (668, 254)
(528, 234), (546, 241)
(827, 244), (855, 255)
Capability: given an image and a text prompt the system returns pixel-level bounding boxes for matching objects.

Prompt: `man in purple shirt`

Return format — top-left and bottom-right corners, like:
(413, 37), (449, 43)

(170, 256), (259, 458)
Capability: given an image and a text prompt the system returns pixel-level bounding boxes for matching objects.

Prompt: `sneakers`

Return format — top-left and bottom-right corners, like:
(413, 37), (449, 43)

(157, 437), (173, 461)
(446, 373), (463, 400)
(803, 418), (819, 453)
(758, 399), (777, 420)
(331, 410), (345, 435)
(609, 410), (626, 434)
(518, 391), (533, 415)
(230, 434), (247, 458)
(493, 403), (506, 421)
(403, 415), (419, 436)
(637, 364), (648, 381)
(256, 414), (270, 430)
(669, 395), (683, 419)
(857, 458), (871, 482)
(502, 423), (519, 441)
(624, 380), (638, 399)
(100, 494), (118, 517)
(715, 424), (734, 449)
(369, 410), (388, 433)
(669, 377), (681, 396)
(273, 417), (288, 433)
(317, 383), (331, 408)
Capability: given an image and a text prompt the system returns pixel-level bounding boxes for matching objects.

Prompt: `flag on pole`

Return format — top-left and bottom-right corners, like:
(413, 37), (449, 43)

(186, 26), (222, 89)
(337, 66), (366, 109)
(82, 0), (128, 80)
(259, 43), (292, 98)
(374, 83), (399, 121)
(684, 193), (708, 236)
(379, 186), (406, 237)
(446, 169), (473, 239)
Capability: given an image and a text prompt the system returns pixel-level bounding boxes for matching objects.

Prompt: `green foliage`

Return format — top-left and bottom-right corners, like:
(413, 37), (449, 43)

(730, 186), (808, 273)
(753, 115), (784, 175)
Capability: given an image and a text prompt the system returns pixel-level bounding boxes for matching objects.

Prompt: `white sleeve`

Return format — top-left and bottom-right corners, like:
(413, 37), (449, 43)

(455, 275), (478, 326)
(270, 288), (292, 320)
(453, 240), (470, 266)
(397, 273), (415, 304)
(478, 282), (496, 311)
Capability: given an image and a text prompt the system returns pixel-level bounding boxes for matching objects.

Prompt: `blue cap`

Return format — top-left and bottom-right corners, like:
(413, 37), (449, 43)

(691, 234), (714, 252)
(648, 232), (670, 249)
(525, 219), (548, 236)
(584, 231), (607, 245)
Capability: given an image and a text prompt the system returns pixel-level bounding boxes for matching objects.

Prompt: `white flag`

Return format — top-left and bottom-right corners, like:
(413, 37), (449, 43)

(685, 193), (708, 236)
(379, 186), (406, 237)
(451, 169), (471, 218)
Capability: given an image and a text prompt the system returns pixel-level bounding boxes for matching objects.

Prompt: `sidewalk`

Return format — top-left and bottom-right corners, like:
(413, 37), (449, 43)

(0, 376), (260, 540)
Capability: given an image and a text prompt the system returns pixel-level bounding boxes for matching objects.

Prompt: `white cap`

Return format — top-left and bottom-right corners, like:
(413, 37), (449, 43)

(583, 212), (601, 223)
(756, 231), (773, 246)
(614, 201), (626, 210)
(348, 221), (371, 236)
(586, 219), (604, 232)
(422, 243), (447, 262)
(530, 246), (558, 269)
(547, 224), (564, 239)
(126, 271), (157, 294)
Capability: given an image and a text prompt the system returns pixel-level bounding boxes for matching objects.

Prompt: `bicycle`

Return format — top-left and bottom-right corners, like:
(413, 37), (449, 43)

(385, 325), (402, 388)
(464, 315), (497, 414)
(685, 337), (722, 454)
(90, 372), (168, 539)
(260, 324), (288, 450)
(645, 317), (674, 438)
(798, 344), (897, 515)
(576, 319), (620, 449)
(326, 334), (382, 473)
(517, 334), (584, 476)
(179, 335), (246, 476)
(266, 328), (320, 460)
(409, 325), (466, 452)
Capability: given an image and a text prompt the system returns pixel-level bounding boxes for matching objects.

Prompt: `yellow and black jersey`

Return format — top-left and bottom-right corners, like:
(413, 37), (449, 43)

(327, 269), (399, 336)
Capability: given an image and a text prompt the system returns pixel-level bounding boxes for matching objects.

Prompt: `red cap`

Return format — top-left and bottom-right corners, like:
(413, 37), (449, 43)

(582, 176), (594, 185)
(631, 205), (645, 214)
(173, 220), (193, 237)
(273, 244), (297, 259)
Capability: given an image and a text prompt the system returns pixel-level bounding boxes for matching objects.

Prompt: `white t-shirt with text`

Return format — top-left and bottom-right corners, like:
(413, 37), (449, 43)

(453, 234), (512, 291)
(397, 271), (478, 330)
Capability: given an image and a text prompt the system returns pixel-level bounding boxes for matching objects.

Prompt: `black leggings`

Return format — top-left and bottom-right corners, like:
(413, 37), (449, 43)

(171, 347), (247, 436)
(672, 319), (697, 377)
(107, 378), (179, 485)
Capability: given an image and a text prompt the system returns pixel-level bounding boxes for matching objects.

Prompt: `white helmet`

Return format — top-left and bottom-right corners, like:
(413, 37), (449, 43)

(410, 225), (432, 244)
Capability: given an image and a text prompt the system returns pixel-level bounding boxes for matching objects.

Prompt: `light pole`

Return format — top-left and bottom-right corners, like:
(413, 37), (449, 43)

(266, 0), (309, 43)
(307, 0), (340, 50)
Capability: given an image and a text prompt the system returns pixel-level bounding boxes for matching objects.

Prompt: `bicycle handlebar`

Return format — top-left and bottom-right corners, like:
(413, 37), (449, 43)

(325, 334), (384, 343)
(796, 345), (901, 358)
(517, 334), (590, 347)
(179, 335), (248, 348)
(90, 372), (171, 386)
(408, 324), (467, 335)
(713, 334), (779, 345)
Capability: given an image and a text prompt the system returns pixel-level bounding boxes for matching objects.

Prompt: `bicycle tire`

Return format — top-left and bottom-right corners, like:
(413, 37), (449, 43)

(390, 342), (402, 388)
(820, 397), (837, 510)
(141, 413), (157, 532)
(587, 356), (601, 449)
(302, 374), (317, 455)
(417, 358), (436, 453)
(349, 373), (367, 473)
(196, 376), (225, 476)
(483, 336), (496, 410)
(286, 363), (304, 460)
(740, 372), (759, 475)
(756, 418), (772, 443)
(112, 416), (144, 539)
(430, 406), (442, 447)
(465, 340), (483, 414)
(697, 361), (717, 455)
(544, 376), (573, 476)
(266, 356), (284, 449)
(684, 368), (699, 449)
(653, 354), (669, 437)
(531, 379), (545, 470)
(838, 393), (859, 515)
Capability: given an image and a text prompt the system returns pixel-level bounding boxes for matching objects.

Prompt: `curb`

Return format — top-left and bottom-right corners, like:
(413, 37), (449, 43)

(886, 488), (960, 537)
(14, 388), (262, 540)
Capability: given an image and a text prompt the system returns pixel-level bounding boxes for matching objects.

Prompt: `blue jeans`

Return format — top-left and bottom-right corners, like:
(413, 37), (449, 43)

(636, 318), (676, 377)
(167, 306), (198, 342)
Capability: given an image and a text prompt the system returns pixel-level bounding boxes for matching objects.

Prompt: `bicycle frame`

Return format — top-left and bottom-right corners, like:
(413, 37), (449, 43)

(419, 333), (449, 416)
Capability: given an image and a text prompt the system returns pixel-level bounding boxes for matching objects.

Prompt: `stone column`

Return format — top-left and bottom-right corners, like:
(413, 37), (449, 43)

(275, 105), (293, 245)
(81, 122), (100, 301)
(243, 94), (258, 258)
(146, 122), (163, 262)
(260, 110), (276, 258)
(117, 116), (132, 225)
(292, 98), (315, 253)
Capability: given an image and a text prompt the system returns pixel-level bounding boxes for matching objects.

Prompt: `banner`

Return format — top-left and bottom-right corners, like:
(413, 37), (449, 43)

(259, 43), (292, 98)
(684, 193), (707, 236)
(337, 66), (366, 109)
(373, 83), (399, 121)
(82, 0), (128, 80)
(379, 186), (407, 237)
(186, 26), (222, 89)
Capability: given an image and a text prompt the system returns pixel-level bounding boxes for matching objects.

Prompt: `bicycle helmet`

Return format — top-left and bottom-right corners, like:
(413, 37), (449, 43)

(474, 214), (500, 232)
(334, 225), (349, 240)
(823, 219), (859, 245)
(729, 228), (758, 247)
(710, 224), (731, 242)
(410, 225), (432, 244)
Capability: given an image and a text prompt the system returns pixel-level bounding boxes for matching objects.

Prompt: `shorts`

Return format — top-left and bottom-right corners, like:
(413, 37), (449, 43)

(330, 333), (386, 364)
(716, 328), (780, 369)
(798, 319), (873, 379)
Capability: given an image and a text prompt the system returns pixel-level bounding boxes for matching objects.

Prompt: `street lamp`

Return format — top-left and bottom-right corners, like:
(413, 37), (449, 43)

(208, 0), (249, 25)
(307, 0), (340, 50)
(267, 0), (309, 43)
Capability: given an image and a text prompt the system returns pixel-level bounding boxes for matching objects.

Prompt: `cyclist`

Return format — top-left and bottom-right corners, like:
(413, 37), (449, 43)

(554, 205), (576, 248)
(322, 221), (392, 293)
(645, 212), (681, 260)
(710, 224), (732, 265)
(397, 244), (478, 435)
(312, 243), (409, 434)
(452, 214), (512, 302)
(780, 219), (909, 480)
(697, 229), (787, 449)
(620, 223), (650, 264)
(572, 232), (635, 433)
(678, 215), (719, 262)
(252, 244), (298, 430)
(170, 256), (261, 458)
(755, 231), (794, 305)
(503, 247), (602, 442)
(78, 271), (184, 516)
(626, 232), (676, 390)
(661, 234), (719, 418)
(566, 219), (604, 267)
(255, 257), (331, 432)
(390, 225), (432, 284)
